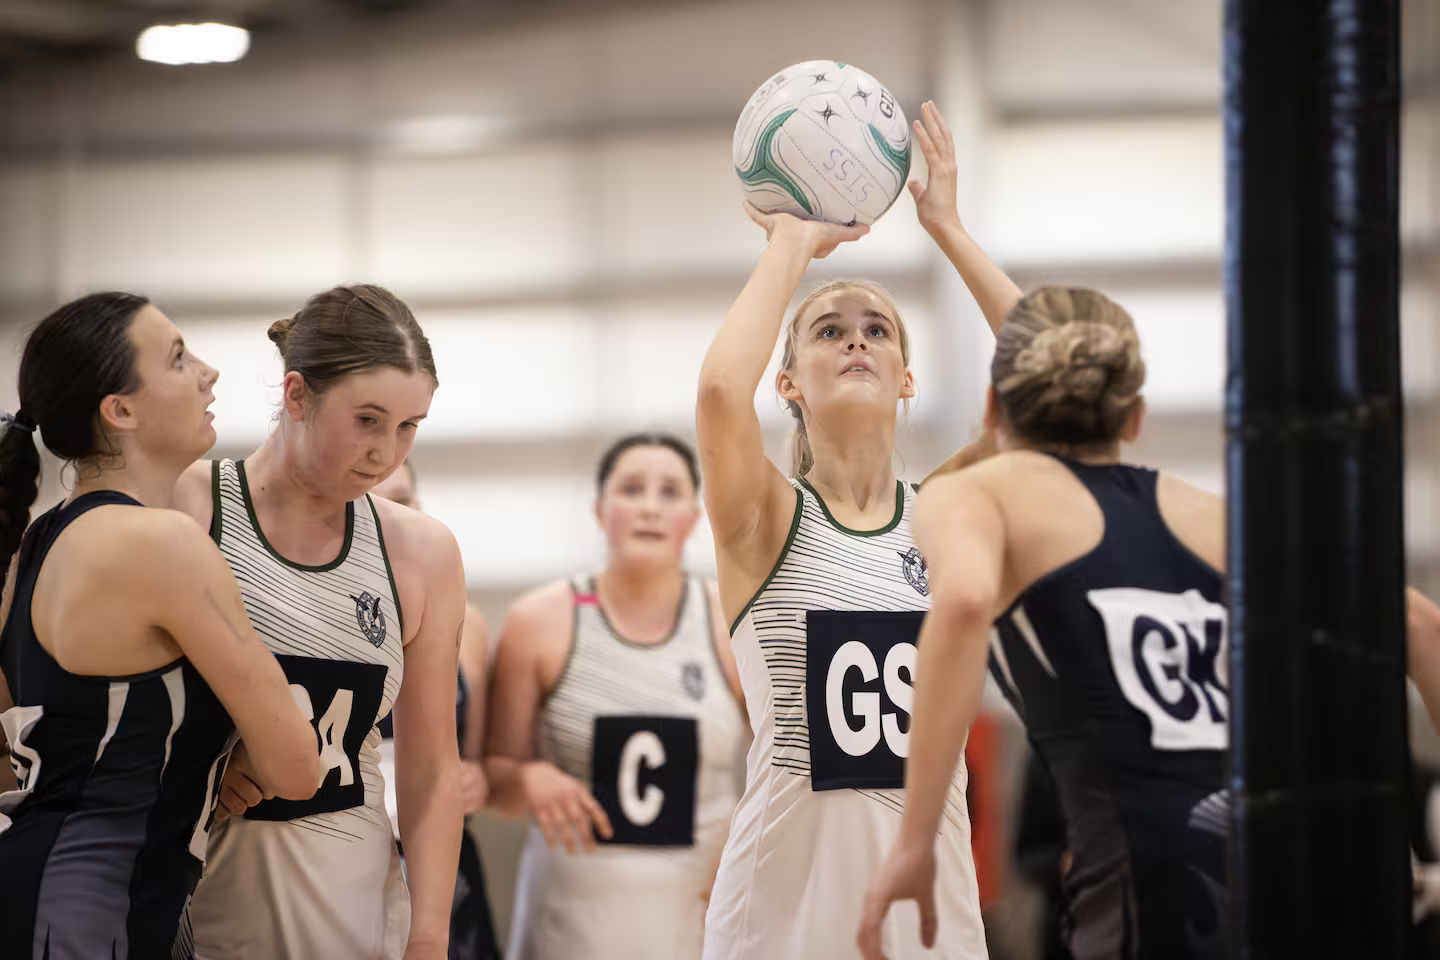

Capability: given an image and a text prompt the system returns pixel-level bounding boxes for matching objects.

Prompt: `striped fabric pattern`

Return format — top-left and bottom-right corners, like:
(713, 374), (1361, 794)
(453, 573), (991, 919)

(212, 458), (403, 833)
(733, 478), (968, 816)
(538, 575), (740, 792)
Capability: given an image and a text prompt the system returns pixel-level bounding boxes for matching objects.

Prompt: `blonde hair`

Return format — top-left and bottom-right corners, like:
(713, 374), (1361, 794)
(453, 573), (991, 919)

(991, 286), (1145, 450)
(780, 279), (911, 477)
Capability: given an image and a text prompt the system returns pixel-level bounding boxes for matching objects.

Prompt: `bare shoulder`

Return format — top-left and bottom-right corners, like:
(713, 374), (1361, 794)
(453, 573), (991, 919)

(60, 505), (219, 587)
(495, 579), (574, 683)
(916, 451), (1031, 504)
(1154, 471), (1225, 571)
(172, 460), (215, 529)
(1155, 471), (1223, 515)
(369, 494), (461, 575)
(501, 579), (574, 639)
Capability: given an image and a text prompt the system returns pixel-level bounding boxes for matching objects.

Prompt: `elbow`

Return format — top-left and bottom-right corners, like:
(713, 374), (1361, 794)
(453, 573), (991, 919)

(696, 370), (744, 422)
(264, 749), (325, 802)
(930, 580), (996, 633)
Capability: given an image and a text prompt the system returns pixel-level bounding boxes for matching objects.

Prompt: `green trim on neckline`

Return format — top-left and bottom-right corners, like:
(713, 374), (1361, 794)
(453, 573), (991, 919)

(797, 477), (904, 537)
(235, 459), (354, 573)
(209, 459), (223, 545)
(367, 494), (404, 637)
(729, 485), (804, 635)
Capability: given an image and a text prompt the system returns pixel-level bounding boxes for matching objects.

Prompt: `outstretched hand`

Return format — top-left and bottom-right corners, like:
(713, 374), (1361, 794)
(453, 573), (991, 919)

(743, 202), (869, 260)
(856, 840), (939, 960)
(908, 100), (960, 235)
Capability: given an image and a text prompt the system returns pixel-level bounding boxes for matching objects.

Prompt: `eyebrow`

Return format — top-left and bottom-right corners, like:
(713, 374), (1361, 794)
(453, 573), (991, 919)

(807, 309), (892, 331)
(171, 336), (185, 354)
(356, 402), (428, 422)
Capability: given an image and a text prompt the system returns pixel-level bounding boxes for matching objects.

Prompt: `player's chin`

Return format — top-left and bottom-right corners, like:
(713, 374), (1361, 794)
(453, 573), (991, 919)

(621, 536), (678, 562)
(189, 422), (218, 457)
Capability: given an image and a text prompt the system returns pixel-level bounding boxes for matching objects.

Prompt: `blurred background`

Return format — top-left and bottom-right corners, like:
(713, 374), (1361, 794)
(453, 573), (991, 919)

(0, 0), (1435, 956)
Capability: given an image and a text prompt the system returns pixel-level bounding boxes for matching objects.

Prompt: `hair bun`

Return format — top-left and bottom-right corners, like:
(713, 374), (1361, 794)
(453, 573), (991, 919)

(267, 317), (292, 350)
(1014, 322), (1129, 404)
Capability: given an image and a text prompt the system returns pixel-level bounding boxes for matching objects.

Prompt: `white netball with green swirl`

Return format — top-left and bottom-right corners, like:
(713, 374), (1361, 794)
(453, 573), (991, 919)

(733, 60), (911, 227)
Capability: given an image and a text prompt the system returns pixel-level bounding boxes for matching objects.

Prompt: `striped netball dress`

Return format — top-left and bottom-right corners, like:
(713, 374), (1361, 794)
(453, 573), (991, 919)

(704, 478), (987, 960)
(507, 574), (745, 960)
(177, 459), (409, 960)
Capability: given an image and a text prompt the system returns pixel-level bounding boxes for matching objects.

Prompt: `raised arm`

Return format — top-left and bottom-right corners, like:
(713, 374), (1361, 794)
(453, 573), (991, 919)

(143, 512), (321, 799)
(387, 513), (467, 959)
(910, 101), (1023, 338)
(696, 207), (866, 610)
(857, 472), (1005, 958)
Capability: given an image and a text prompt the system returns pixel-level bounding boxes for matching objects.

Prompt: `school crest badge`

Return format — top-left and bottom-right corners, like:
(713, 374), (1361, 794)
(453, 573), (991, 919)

(898, 547), (929, 597)
(350, 591), (388, 647)
(681, 661), (706, 701)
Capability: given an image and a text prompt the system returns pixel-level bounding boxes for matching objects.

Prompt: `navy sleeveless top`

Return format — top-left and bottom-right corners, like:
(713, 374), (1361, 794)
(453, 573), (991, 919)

(0, 492), (235, 959)
(988, 456), (1228, 960)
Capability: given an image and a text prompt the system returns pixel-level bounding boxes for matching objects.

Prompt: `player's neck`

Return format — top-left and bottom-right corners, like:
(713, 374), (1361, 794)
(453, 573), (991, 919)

(596, 563), (685, 614)
(243, 433), (350, 525)
(68, 449), (183, 510)
(804, 424), (897, 514)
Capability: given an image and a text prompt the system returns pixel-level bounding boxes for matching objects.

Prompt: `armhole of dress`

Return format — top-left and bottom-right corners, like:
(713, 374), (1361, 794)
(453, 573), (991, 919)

(539, 581), (583, 707)
(699, 577), (725, 676)
(367, 494), (405, 637)
(727, 484), (804, 636)
(1149, 469), (1224, 579)
(208, 459), (223, 545)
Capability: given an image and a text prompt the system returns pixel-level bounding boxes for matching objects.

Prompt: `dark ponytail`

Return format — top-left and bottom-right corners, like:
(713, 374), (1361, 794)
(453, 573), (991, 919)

(0, 292), (148, 580)
(0, 416), (39, 583)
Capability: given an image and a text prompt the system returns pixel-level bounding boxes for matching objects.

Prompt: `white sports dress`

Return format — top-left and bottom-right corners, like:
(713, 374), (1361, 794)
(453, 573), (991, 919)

(508, 575), (745, 960)
(704, 479), (987, 960)
(175, 459), (409, 960)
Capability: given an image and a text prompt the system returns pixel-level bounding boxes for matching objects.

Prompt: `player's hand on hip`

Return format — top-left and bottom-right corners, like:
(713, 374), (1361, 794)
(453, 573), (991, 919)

(908, 100), (961, 236)
(213, 741), (271, 823)
(742, 201), (869, 259)
(857, 839), (939, 960)
(520, 760), (614, 854)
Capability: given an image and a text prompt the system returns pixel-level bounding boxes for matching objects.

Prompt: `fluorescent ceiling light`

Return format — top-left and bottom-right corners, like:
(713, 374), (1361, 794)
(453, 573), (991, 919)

(137, 23), (250, 65)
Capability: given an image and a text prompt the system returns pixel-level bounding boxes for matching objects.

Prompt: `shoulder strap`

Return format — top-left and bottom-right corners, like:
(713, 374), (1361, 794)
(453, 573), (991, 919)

(1040, 453), (1165, 547)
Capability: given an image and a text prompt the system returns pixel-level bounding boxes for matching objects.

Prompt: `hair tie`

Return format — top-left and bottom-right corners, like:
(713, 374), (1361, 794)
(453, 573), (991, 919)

(2, 412), (35, 434)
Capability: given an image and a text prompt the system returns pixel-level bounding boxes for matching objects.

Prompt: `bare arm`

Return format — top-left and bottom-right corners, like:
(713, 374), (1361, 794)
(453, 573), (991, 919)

(483, 585), (612, 852)
(1409, 587), (1440, 731)
(390, 517), (467, 957)
(697, 209), (867, 613)
(910, 101), (1022, 337)
(858, 474), (1005, 956)
(144, 513), (321, 799)
(457, 604), (490, 813)
(482, 592), (550, 817)
(459, 605), (488, 762)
